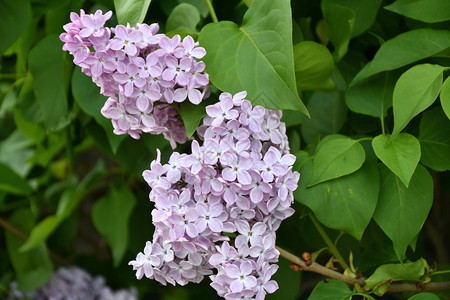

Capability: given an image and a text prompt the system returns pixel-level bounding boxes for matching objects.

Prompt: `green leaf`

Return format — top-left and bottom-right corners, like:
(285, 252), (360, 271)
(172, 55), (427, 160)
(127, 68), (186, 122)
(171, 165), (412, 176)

(391, 64), (444, 138)
(198, 0), (308, 115)
(309, 135), (365, 186)
(353, 29), (450, 83)
(20, 216), (61, 252)
(322, 3), (355, 60)
(293, 41), (336, 91)
(365, 260), (426, 292)
(301, 91), (347, 144)
(408, 293), (441, 300)
(179, 100), (207, 138)
(385, 0), (450, 23)
(308, 279), (352, 300)
(5, 209), (52, 292)
(322, 0), (382, 37)
(345, 72), (396, 118)
(372, 133), (421, 187)
(295, 159), (379, 240)
(72, 68), (126, 153)
(166, 3), (200, 33)
(440, 76), (450, 119)
(373, 164), (433, 260)
(0, 162), (33, 195)
(0, 0), (31, 55)
(28, 35), (71, 131)
(418, 107), (450, 171)
(92, 185), (136, 266)
(114, 0), (151, 26)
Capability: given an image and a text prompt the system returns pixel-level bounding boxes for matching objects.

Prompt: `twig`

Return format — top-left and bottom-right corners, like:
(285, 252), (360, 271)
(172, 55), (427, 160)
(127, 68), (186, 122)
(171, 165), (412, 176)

(309, 213), (351, 272)
(276, 245), (450, 293)
(387, 282), (450, 293)
(0, 217), (70, 266)
(276, 246), (364, 286)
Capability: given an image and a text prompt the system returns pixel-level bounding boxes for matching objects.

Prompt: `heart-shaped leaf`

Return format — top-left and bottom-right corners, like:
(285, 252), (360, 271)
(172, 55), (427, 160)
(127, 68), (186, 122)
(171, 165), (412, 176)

(198, 0), (308, 115)
(440, 76), (450, 119)
(373, 164), (433, 260)
(309, 135), (365, 186)
(385, 0), (450, 23)
(418, 107), (450, 171)
(391, 64), (444, 139)
(372, 133), (421, 187)
(352, 29), (450, 83)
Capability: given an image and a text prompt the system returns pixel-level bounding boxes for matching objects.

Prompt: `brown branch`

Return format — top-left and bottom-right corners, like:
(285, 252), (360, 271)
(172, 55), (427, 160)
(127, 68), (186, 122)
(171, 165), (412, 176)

(0, 217), (70, 266)
(276, 246), (365, 286)
(276, 245), (450, 294)
(387, 282), (450, 293)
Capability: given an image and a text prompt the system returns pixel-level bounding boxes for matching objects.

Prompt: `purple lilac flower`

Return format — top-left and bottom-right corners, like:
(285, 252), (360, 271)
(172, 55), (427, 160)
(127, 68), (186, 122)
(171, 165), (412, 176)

(10, 266), (137, 300)
(61, 10), (210, 147)
(129, 91), (299, 299)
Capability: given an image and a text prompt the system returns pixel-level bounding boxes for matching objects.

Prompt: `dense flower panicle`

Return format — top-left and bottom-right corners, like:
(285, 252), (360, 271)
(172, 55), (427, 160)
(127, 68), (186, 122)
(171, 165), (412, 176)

(130, 92), (300, 299)
(60, 10), (210, 147)
(9, 266), (137, 300)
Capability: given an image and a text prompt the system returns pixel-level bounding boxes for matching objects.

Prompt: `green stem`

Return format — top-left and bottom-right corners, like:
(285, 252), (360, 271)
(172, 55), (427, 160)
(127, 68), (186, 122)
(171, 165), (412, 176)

(309, 213), (351, 272)
(380, 116), (386, 135)
(205, 0), (219, 23)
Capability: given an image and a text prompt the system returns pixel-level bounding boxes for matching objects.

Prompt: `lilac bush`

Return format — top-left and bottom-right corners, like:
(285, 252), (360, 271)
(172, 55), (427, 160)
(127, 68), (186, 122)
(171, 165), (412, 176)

(129, 92), (300, 299)
(60, 9), (210, 148)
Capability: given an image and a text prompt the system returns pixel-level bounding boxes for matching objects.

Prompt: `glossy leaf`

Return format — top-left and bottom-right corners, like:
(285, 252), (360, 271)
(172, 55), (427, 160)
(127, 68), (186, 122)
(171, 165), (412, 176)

(114, 0), (151, 26)
(309, 135), (365, 186)
(345, 72), (396, 118)
(198, 0), (308, 114)
(295, 159), (379, 240)
(301, 91), (347, 144)
(5, 209), (52, 292)
(0, 162), (33, 195)
(28, 35), (70, 131)
(293, 41), (336, 91)
(365, 260), (425, 294)
(418, 107), (450, 171)
(322, 0), (382, 37)
(391, 64), (444, 138)
(385, 0), (450, 23)
(322, 3), (354, 60)
(166, 3), (200, 33)
(92, 185), (136, 266)
(373, 164), (433, 260)
(308, 279), (352, 300)
(0, 0), (31, 55)
(72, 68), (126, 153)
(353, 29), (450, 83)
(440, 76), (450, 119)
(372, 133), (421, 187)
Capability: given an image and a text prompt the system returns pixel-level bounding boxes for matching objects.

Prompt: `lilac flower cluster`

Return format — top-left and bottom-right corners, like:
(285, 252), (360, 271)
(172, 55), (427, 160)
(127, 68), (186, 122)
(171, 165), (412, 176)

(129, 91), (299, 299)
(60, 10), (210, 147)
(9, 266), (137, 300)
